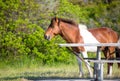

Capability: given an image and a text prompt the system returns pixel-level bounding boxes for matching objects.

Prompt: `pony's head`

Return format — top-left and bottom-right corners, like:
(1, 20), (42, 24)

(44, 17), (60, 40)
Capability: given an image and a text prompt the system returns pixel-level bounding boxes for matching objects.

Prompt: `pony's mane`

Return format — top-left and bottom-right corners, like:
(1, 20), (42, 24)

(52, 17), (78, 27)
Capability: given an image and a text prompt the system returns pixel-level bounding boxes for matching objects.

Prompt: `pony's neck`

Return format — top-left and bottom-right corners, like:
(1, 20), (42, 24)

(59, 22), (80, 43)
(59, 22), (85, 52)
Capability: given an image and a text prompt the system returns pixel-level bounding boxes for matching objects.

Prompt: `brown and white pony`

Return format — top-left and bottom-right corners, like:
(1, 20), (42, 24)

(44, 17), (120, 77)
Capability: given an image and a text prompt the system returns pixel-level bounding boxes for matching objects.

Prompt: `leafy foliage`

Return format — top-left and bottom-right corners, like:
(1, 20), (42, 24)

(0, 0), (120, 66)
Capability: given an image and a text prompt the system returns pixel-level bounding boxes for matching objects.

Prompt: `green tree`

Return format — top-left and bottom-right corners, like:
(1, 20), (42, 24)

(0, 0), (120, 66)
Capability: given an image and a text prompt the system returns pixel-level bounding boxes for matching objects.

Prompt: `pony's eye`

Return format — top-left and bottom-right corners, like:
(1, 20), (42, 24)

(51, 26), (54, 28)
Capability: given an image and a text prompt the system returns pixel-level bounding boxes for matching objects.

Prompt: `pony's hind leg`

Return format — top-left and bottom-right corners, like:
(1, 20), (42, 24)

(108, 47), (115, 77)
(115, 47), (120, 68)
(103, 47), (115, 77)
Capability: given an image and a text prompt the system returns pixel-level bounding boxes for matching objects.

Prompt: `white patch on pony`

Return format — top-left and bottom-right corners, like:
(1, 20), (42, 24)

(79, 24), (87, 30)
(78, 24), (100, 52)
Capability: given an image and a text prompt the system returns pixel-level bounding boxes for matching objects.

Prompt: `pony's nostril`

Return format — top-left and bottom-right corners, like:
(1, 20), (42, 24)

(44, 35), (47, 39)
(44, 35), (50, 40)
(47, 36), (50, 40)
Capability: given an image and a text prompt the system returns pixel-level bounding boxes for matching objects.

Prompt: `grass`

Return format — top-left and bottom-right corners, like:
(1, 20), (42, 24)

(0, 64), (79, 81)
(0, 53), (119, 81)
(0, 61), (120, 81)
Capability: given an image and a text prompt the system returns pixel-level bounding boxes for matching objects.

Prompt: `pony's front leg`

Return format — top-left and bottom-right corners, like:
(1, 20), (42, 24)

(76, 56), (84, 77)
(81, 51), (93, 78)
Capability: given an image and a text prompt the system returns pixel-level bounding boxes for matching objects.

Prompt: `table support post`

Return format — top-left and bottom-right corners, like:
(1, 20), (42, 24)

(94, 47), (103, 81)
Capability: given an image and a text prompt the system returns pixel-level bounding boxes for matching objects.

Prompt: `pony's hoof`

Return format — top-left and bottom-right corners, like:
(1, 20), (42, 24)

(90, 74), (93, 78)
(107, 74), (112, 78)
(87, 73), (93, 78)
(79, 73), (84, 78)
(93, 74), (96, 78)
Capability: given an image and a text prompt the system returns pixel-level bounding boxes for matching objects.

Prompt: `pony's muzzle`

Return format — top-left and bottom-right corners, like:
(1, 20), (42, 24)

(44, 35), (50, 40)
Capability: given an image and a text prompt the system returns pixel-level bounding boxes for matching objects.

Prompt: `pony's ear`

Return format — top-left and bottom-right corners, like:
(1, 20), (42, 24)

(55, 17), (60, 25)
(55, 17), (59, 23)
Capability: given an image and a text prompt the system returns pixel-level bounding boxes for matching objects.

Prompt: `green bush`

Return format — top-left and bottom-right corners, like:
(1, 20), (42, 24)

(0, 0), (120, 67)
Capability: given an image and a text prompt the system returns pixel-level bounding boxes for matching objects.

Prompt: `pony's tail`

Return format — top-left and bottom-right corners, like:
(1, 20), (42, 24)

(116, 36), (120, 68)
(115, 47), (120, 68)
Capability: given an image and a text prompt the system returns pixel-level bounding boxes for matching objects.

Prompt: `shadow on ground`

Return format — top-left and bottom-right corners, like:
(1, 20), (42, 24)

(0, 76), (120, 81)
